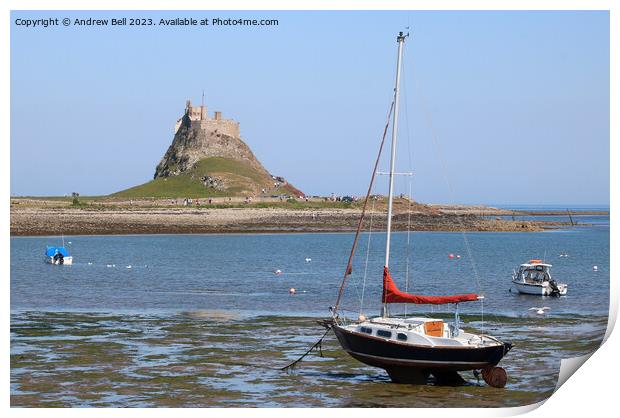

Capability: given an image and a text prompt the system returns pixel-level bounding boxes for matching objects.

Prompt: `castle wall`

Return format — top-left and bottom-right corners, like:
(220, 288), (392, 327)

(187, 106), (205, 121)
(196, 119), (240, 138)
(174, 100), (241, 136)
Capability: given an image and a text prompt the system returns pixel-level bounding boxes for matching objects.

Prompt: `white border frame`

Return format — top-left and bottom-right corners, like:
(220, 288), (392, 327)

(3, 1), (616, 417)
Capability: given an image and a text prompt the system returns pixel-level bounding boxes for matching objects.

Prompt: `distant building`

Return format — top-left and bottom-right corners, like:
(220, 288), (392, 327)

(174, 99), (240, 138)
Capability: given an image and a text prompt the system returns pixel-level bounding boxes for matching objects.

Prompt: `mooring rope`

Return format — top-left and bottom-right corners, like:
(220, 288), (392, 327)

(280, 327), (332, 373)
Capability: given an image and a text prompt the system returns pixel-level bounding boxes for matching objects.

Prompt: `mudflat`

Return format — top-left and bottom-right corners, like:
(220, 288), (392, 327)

(10, 197), (571, 236)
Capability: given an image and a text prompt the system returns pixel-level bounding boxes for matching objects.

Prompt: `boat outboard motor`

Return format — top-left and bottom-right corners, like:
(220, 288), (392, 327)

(53, 252), (64, 265)
(549, 280), (561, 296)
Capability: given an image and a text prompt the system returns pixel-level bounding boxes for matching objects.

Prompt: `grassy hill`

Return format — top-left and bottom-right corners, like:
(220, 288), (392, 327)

(112, 157), (300, 198)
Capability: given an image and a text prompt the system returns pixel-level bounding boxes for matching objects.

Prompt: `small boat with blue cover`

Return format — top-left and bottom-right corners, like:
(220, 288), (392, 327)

(44, 246), (72, 265)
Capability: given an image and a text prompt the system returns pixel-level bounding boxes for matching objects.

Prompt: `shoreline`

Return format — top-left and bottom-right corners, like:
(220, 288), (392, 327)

(10, 199), (581, 236)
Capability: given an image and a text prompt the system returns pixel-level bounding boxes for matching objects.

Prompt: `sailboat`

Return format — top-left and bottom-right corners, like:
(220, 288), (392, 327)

(327, 32), (512, 388)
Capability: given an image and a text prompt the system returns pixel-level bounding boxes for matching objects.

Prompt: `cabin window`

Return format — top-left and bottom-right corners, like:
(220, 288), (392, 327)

(397, 333), (408, 341)
(377, 330), (392, 338)
(360, 327), (372, 334)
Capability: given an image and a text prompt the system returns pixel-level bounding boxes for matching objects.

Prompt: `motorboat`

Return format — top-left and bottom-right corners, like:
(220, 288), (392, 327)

(44, 246), (73, 265)
(512, 260), (567, 296)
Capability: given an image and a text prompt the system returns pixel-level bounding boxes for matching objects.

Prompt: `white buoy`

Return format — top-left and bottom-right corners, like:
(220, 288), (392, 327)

(274, 269), (282, 275)
(289, 288), (296, 295)
(529, 307), (550, 315)
(87, 262), (93, 265)
(305, 258), (312, 263)
(126, 265), (132, 269)
(593, 265), (598, 271)
(456, 255), (461, 259)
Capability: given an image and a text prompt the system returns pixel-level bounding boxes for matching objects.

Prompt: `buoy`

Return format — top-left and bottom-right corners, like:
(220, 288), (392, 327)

(593, 265), (598, 271)
(482, 366), (508, 388)
(126, 265), (132, 269)
(456, 255), (461, 259)
(106, 264), (113, 268)
(305, 258), (312, 263)
(289, 288), (296, 295)
(358, 314), (366, 322)
(274, 269), (282, 275)
(448, 253), (455, 259)
(68, 241), (72, 244)
(87, 262), (93, 265)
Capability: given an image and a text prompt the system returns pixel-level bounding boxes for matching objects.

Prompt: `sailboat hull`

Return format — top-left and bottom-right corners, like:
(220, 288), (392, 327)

(333, 325), (510, 379)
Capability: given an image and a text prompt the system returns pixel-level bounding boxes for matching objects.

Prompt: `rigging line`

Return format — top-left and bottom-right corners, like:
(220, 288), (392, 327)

(333, 100), (395, 315)
(411, 75), (483, 294)
(347, 271), (363, 312)
(360, 198), (376, 316)
(404, 179), (413, 318)
(402, 55), (414, 181)
(401, 56), (415, 319)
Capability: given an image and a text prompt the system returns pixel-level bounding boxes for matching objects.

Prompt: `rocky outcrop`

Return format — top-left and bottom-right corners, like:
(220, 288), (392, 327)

(154, 114), (270, 179)
(111, 100), (303, 198)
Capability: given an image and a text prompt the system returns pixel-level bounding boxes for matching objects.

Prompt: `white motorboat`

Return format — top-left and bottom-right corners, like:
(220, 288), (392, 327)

(44, 246), (73, 265)
(511, 260), (567, 296)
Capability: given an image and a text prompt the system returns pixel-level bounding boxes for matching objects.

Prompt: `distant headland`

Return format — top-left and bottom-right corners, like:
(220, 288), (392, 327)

(113, 98), (303, 198)
(9, 98), (608, 236)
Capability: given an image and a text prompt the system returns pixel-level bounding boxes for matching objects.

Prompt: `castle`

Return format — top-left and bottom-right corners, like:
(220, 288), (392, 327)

(174, 99), (240, 138)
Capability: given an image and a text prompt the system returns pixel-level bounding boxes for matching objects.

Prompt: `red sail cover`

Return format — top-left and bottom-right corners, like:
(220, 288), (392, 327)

(382, 267), (479, 305)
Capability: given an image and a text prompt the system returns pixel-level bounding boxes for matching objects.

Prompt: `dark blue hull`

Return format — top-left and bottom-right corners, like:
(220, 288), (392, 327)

(333, 325), (511, 382)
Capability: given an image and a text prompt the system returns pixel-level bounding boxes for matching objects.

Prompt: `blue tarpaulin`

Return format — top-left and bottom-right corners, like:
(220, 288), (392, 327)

(45, 246), (69, 257)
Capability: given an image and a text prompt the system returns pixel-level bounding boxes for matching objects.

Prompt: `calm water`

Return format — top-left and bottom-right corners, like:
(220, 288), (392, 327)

(11, 223), (610, 407)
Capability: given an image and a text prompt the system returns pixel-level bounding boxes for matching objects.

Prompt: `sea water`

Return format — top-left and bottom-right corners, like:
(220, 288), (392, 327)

(10, 218), (609, 407)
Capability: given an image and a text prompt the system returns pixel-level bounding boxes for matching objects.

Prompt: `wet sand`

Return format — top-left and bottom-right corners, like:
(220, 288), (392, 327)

(10, 205), (565, 236)
(10, 311), (606, 407)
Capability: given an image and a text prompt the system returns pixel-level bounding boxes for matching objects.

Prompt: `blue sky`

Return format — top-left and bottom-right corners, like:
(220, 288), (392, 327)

(10, 10), (609, 205)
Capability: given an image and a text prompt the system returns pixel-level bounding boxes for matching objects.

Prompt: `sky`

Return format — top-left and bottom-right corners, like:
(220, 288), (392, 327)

(10, 10), (610, 205)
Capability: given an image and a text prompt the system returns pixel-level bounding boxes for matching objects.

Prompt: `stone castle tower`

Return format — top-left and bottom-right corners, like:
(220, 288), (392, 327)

(173, 99), (240, 138)
(154, 98), (267, 179)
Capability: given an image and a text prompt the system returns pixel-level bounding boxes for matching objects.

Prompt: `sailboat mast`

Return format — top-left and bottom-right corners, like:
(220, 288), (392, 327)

(384, 32), (407, 269)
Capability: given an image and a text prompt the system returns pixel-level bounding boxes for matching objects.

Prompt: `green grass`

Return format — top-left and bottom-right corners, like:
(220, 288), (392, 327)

(192, 158), (268, 185)
(111, 157), (275, 198)
(204, 200), (359, 210)
(111, 175), (230, 199)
